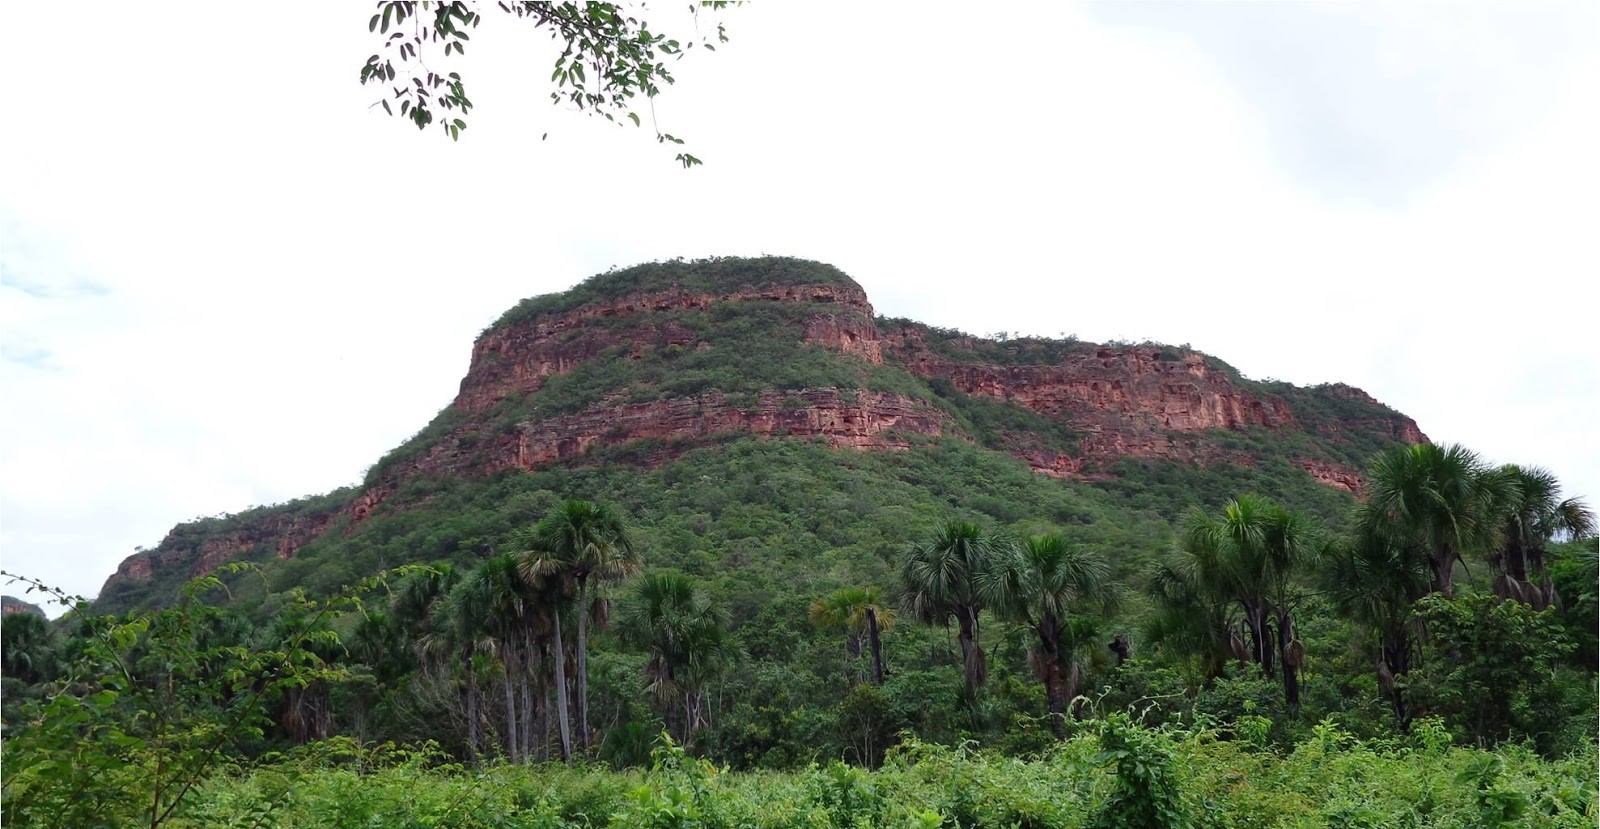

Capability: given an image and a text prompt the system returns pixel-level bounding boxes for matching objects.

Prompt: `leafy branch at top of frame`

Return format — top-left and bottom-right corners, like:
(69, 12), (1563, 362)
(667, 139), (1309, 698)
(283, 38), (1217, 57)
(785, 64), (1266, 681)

(358, 1), (731, 166)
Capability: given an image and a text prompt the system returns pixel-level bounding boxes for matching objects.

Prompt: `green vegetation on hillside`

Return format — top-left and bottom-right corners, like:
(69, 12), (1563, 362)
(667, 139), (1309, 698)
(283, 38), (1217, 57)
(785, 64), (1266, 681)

(489, 257), (860, 333)
(15, 257), (1589, 827)
(4, 440), (1595, 828)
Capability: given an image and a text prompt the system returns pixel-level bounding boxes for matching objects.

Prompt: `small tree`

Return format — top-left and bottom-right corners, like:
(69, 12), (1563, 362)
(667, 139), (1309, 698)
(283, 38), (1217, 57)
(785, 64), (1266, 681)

(0, 566), (404, 829)
(618, 572), (733, 746)
(1412, 593), (1574, 750)
(809, 586), (896, 686)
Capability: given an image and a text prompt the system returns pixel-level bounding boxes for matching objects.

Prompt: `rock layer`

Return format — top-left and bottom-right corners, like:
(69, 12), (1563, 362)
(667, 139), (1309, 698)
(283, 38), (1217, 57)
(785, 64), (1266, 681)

(97, 265), (1426, 602)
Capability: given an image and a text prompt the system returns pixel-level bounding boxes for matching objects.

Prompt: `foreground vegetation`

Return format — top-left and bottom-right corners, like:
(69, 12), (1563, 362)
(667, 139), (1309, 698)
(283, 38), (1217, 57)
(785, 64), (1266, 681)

(3, 434), (1595, 827)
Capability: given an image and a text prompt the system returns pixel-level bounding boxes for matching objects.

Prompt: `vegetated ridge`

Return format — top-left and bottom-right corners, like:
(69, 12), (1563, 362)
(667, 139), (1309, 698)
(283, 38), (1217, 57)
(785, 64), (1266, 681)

(95, 257), (1424, 614)
(0, 596), (45, 617)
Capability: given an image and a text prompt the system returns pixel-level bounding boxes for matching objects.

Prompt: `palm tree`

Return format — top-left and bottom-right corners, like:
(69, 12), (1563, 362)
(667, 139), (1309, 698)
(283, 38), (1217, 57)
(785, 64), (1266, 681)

(810, 586), (897, 685)
(902, 521), (1005, 694)
(617, 572), (733, 746)
(515, 500), (638, 755)
(1180, 495), (1277, 680)
(1260, 505), (1319, 709)
(1489, 465), (1594, 609)
(1364, 443), (1509, 598)
(439, 574), (494, 761)
(0, 611), (55, 684)
(1175, 495), (1317, 708)
(468, 554), (541, 762)
(388, 564), (460, 679)
(1144, 560), (1246, 685)
(981, 534), (1116, 734)
(1322, 515), (1432, 728)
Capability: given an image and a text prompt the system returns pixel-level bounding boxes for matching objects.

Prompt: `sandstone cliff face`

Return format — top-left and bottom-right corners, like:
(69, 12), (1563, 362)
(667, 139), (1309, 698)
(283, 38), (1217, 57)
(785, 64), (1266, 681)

(881, 326), (1298, 468)
(513, 389), (943, 465)
(104, 503), (344, 586)
(1301, 384), (1429, 445)
(459, 283), (876, 413)
(98, 263), (1427, 604)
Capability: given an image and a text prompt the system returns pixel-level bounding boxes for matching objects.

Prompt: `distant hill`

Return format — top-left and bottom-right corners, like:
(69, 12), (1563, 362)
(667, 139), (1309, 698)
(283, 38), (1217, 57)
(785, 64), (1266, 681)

(94, 257), (1424, 616)
(1, 596), (45, 617)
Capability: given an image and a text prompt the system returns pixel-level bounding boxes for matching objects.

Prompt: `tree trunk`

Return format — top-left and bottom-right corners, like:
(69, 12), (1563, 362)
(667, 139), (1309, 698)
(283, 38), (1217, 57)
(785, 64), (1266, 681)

(521, 634), (537, 762)
(866, 607), (885, 685)
(463, 642), (480, 762)
(528, 633), (547, 764)
(500, 643), (520, 762)
(1378, 632), (1411, 730)
(551, 611), (573, 762)
(1038, 620), (1067, 737)
(956, 606), (986, 693)
(1430, 547), (1455, 598)
(1276, 610), (1300, 711)
(575, 580), (590, 753)
(1246, 603), (1274, 680)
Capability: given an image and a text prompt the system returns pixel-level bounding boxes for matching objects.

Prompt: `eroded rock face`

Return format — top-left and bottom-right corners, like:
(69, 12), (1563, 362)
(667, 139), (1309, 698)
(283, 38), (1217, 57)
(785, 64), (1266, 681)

(1303, 384), (1429, 445)
(1298, 458), (1366, 496)
(881, 326), (1297, 467)
(102, 506), (342, 587)
(514, 389), (943, 465)
(459, 283), (876, 412)
(97, 269), (1426, 607)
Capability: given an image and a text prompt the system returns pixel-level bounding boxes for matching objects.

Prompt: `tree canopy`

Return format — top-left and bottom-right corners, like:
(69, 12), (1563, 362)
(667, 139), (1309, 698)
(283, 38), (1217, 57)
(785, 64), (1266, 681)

(360, 1), (730, 165)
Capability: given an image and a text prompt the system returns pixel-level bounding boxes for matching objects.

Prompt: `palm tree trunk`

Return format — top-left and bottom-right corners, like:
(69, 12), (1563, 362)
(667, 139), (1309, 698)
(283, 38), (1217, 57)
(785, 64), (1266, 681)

(524, 652), (537, 764)
(1276, 610), (1300, 710)
(866, 607), (885, 686)
(1038, 621), (1067, 737)
(1430, 546), (1455, 598)
(500, 643), (520, 762)
(463, 642), (480, 762)
(1246, 603), (1274, 679)
(956, 606), (986, 693)
(551, 610), (573, 762)
(575, 580), (590, 754)
(1378, 631), (1411, 730)
(1064, 659), (1082, 715)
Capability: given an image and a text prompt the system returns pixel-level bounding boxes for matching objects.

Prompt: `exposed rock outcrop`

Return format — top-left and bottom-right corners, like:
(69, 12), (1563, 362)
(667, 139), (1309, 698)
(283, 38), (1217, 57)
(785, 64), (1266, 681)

(459, 283), (876, 412)
(95, 259), (1427, 608)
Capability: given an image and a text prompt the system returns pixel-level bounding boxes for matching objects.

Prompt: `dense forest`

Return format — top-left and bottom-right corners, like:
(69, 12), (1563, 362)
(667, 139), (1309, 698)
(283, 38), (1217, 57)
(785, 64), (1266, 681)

(2, 259), (1595, 827)
(3, 439), (1594, 827)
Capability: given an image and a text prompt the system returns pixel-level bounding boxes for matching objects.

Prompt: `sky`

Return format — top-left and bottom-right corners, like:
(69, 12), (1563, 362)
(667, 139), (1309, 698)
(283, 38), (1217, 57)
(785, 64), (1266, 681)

(2, 3), (1596, 615)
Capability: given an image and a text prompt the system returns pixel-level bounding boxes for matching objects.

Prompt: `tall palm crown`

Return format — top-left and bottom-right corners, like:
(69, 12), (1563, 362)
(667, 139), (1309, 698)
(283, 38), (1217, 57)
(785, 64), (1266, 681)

(516, 500), (638, 586)
(1491, 464), (1594, 608)
(513, 499), (638, 756)
(390, 563), (460, 665)
(1322, 513), (1432, 725)
(1144, 560), (1239, 680)
(901, 521), (998, 624)
(1, 612), (55, 685)
(1363, 442), (1509, 598)
(810, 587), (897, 639)
(983, 534), (1116, 628)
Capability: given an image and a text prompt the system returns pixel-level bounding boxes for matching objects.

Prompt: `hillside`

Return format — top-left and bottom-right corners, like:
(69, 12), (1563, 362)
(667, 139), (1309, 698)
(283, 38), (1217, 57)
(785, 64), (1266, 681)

(0, 596), (44, 617)
(93, 256), (1425, 615)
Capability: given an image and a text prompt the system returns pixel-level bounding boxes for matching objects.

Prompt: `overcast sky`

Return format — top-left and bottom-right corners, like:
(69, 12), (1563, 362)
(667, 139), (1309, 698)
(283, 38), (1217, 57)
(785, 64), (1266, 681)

(2, 3), (1596, 614)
